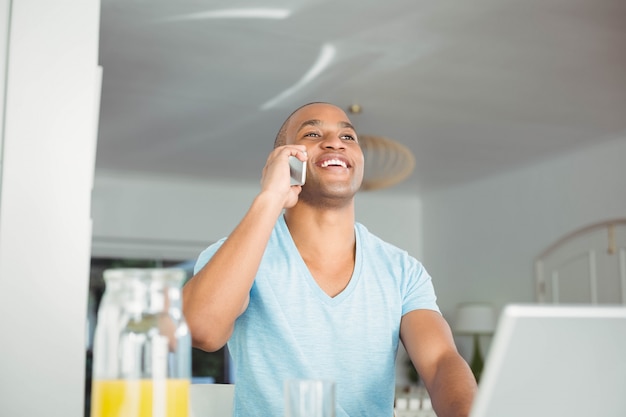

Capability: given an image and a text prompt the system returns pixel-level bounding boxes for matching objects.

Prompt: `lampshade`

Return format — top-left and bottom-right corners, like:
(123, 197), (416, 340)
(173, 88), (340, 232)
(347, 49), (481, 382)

(346, 104), (416, 191)
(359, 134), (415, 191)
(455, 303), (496, 335)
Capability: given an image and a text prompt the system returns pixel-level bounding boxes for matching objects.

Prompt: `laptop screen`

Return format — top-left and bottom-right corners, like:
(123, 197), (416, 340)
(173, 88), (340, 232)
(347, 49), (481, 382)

(469, 304), (626, 417)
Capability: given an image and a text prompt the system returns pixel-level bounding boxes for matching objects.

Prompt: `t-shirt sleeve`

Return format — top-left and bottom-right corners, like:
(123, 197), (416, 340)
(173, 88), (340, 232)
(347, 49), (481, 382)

(401, 259), (440, 316)
(193, 237), (227, 275)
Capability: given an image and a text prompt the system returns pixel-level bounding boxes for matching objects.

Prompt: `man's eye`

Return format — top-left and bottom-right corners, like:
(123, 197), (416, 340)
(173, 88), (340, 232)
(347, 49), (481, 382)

(304, 132), (320, 137)
(342, 134), (356, 141)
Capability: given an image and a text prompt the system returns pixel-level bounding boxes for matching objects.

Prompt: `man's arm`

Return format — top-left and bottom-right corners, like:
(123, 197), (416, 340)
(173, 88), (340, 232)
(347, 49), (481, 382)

(400, 309), (477, 417)
(182, 145), (307, 352)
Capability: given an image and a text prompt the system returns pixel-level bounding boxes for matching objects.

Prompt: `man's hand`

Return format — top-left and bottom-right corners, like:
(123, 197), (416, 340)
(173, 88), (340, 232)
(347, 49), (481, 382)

(260, 145), (307, 209)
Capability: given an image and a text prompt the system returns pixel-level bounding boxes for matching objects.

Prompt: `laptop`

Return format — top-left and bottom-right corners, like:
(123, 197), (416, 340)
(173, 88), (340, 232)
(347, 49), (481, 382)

(469, 304), (626, 417)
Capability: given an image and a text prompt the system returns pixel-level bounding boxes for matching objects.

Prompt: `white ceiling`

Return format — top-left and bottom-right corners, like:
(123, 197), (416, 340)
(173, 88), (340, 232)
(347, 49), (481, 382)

(96, 0), (626, 193)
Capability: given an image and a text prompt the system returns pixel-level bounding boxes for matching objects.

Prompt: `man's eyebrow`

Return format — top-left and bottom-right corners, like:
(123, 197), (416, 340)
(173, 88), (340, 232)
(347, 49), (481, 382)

(296, 119), (322, 131)
(296, 119), (356, 131)
(339, 121), (356, 131)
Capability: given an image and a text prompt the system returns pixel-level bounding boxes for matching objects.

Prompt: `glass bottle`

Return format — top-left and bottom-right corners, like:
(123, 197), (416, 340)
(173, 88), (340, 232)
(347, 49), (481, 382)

(91, 270), (128, 381)
(90, 268), (191, 417)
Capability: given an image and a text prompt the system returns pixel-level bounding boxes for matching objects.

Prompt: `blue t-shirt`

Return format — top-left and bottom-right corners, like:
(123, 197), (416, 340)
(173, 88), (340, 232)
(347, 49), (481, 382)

(193, 215), (440, 416)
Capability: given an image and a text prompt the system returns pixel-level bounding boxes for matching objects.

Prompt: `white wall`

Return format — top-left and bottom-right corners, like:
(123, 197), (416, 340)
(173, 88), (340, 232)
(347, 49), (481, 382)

(0, 0), (7, 173)
(422, 136), (626, 324)
(0, 1), (101, 416)
(92, 171), (257, 260)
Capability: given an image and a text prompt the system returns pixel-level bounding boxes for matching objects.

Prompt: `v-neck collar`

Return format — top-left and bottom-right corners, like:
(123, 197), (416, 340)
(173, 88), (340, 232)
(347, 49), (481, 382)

(279, 214), (362, 306)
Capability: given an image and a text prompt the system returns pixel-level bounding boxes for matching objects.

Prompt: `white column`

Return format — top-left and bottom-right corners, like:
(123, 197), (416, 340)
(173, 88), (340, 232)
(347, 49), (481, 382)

(0, 1), (101, 416)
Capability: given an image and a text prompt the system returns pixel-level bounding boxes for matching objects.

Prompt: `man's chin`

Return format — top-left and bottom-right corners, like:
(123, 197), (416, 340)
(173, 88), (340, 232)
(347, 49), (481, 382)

(298, 184), (358, 208)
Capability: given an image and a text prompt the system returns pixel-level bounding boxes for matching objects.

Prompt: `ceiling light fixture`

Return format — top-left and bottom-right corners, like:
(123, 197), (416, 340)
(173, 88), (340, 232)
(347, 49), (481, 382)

(348, 104), (416, 191)
(158, 8), (291, 23)
(261, 43), (336, 110)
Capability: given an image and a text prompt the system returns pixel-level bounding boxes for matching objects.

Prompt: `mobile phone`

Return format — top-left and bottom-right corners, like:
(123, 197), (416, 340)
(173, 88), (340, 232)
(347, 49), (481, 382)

(289, 156), (306, 186)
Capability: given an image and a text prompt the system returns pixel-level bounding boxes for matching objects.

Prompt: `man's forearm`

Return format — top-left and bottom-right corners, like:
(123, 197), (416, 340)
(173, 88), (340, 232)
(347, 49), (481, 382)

(428, 353), (477, 417)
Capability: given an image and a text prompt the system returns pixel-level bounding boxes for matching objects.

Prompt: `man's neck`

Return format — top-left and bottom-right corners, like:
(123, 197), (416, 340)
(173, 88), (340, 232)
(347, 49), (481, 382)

(283, 202), (356, 257)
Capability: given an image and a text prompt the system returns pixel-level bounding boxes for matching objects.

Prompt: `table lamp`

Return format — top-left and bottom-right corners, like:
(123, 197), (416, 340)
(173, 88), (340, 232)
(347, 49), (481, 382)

(455, 303), (496, 382)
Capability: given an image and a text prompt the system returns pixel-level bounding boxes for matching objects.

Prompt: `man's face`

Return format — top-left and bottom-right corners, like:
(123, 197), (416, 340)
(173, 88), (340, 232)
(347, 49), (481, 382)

(285, 103), (364, 204)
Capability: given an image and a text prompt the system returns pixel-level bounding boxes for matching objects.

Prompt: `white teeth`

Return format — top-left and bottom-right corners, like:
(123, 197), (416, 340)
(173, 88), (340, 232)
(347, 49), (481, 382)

(321, 159), (347, 168)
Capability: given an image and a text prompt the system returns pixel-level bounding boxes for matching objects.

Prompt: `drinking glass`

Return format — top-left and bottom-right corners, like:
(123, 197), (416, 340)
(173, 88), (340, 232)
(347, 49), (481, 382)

(285, 379), (336, 417)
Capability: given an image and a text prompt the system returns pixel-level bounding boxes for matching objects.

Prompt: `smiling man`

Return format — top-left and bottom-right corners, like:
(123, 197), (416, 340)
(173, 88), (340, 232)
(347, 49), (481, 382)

(183, 102), (476, 417)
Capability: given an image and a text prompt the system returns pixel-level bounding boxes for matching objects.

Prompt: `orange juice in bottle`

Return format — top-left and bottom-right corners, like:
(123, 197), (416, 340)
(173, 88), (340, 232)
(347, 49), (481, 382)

(91, 378), (189, 417)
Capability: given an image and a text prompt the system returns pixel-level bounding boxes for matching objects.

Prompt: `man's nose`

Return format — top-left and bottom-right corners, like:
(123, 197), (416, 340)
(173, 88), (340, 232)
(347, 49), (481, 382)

(321, 134), (345, 149)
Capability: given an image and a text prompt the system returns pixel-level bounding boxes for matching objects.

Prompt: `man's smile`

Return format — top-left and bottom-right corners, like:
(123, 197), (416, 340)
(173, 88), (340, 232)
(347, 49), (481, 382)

(320, 159), (348, 168)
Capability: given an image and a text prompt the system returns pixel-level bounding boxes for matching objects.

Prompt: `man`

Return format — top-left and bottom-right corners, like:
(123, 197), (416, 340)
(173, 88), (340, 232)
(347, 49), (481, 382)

(182, 102), (476, 416)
